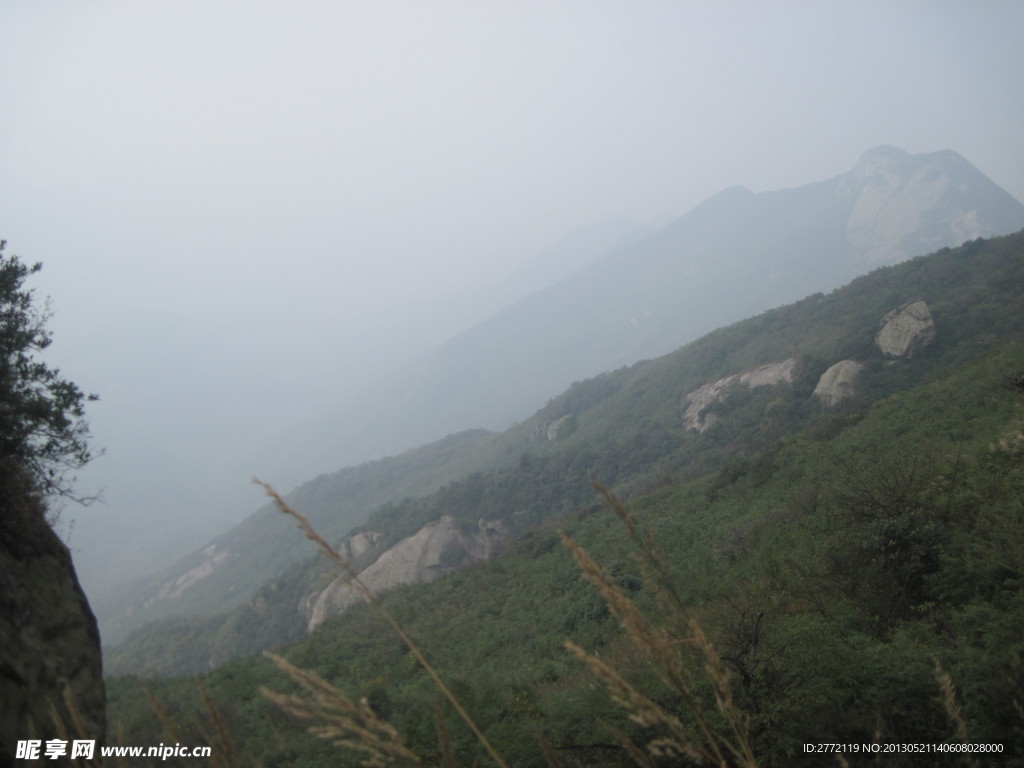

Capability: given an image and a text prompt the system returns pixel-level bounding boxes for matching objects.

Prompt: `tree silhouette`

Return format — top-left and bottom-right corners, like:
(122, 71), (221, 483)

(0, 240), (98, 501)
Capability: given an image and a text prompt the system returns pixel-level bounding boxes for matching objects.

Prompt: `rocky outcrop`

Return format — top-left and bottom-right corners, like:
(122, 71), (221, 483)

(339, 530), (382, 561)
(875, 300), (936, 359)
(305, 516), (505, 631)
(148, 544), (231, 604)
(683, 358), (799, 432)
(843, 146), (998, 266)
(546, 415), (572, 441)
(533, 414), (573, 442)
(1, 474), (105, 760)
(813, 360), (864, 406)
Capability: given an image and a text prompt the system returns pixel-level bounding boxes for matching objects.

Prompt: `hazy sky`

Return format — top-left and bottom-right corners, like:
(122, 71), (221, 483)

(1, 1), (1022, 595)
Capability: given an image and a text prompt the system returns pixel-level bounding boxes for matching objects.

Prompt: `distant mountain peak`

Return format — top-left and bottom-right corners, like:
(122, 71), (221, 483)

(848, 145), (912, 185)
(857, 143), (911, 161)
(841, 146), (1021, 265)
(717, 184), (755, 197)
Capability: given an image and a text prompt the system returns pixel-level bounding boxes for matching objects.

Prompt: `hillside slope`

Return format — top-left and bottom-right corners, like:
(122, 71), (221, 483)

(99, 147), (1024, 643)
(271, 146), (1024, 481)
(106, 230), (1024, 677)
(108, 232), (1024, 766)
(97, 428), (511, 644)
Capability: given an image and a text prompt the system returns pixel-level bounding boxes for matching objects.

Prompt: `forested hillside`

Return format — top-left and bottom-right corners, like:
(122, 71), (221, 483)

(99, 146), (1024, 646)
(98, 428), (510, 644)
(261, 147), (1024, 488)
(107, 232), (1024, 676)
(106, 232), (1024, 766)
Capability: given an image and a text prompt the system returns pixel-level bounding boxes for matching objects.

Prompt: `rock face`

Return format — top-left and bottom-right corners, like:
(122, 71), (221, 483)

(342, 530), (382, 560)
(683, 358), (799, 432)
(148, 544), (231, 604)
(244, 146), (1024, 550)
(875, 300), (936, 359)
(306, 516), (505, 631)
(545, 415), (572, 441)
(842, 145), (1014, 267)
(0, 474), (105, 760)
(813, 360), (865, 406)
(101, 146), (1024, 651)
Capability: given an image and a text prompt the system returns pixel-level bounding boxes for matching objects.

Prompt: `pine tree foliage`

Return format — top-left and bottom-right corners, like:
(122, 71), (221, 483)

(0, 240), (98, 500)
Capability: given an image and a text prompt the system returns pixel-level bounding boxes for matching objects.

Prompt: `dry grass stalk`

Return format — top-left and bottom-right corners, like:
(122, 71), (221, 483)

(934, 660), (980, 768)
(113, 719), (129, 768)
(196, 680), (239, 768)
(43, 687), (105, 766)
(590, 480), (685, 613)
(254, 478), (509, 768)
(564, 639), (705, 763)
(688, 619), (757, 767)
(46, 699), (71, 749)
(604, 723), (657, 768)
(538, 733), (568, 768)
(62, 685), (90, 743)
(143, 682), (238, 768)
(559, 531), (682, 685)
(261, 652), (421, 767)
(560, 571), (748, 766)
(562, 483), (758, 767)
(434, 704), (458, 768)
(145, 687), (185, 747)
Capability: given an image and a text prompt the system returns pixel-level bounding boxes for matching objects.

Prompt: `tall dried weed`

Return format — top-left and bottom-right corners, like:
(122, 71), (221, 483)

(560, 481), (758, 767)
(254, 478), (508, 768)
(253, 476), (765, 767)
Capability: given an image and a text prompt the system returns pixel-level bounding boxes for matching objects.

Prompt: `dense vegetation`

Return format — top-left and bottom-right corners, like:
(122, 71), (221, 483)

(106, 233), (1024, 765)
(108, 231), (1024, 677)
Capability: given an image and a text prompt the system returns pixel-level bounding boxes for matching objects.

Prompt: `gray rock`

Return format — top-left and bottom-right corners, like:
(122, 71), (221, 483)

(1, 476), (105, 758)
(546, 415), (571, 441)
(875, 300), (936, 359)
(813, 360), (864, 406)
(843, 146), (997, 267)
(683, 358), (799, 432)
(306, 516), (505, 631)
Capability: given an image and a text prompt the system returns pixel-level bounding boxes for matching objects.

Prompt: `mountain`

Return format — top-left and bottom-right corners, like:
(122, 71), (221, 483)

(105, 229), (1024, 677)
(107, 232), (1024, 765)
(495, 215), (651, 298)
(264, 146), (1024, 485)
(94, 428), (511, 645)
(98, 146), (1024, 645)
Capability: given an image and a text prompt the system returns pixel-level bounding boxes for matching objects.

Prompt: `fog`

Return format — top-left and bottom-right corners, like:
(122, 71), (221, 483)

(1, 1), (1022, 596)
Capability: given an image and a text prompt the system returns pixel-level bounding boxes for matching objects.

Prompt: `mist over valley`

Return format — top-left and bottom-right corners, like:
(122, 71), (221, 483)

(3, 3), (1024, 765)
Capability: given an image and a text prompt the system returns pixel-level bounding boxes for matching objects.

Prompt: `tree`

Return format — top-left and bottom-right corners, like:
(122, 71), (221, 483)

(0, 240), (98, 500)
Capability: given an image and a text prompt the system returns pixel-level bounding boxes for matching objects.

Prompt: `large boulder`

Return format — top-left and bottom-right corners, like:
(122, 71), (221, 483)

(305, 516), (504, 631)
(875, 300), (936, 359)
(683, 358), (799, 432)
(813, 360), (865, 406)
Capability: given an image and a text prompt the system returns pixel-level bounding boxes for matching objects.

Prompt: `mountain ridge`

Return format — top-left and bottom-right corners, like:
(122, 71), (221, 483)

(98, 146), (1024, 645)
(265, 146), (1023, 484)
(105, 229), (1024, 676)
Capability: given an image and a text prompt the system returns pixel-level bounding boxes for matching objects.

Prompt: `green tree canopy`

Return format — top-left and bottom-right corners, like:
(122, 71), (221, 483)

(0, 240), (98, 500)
